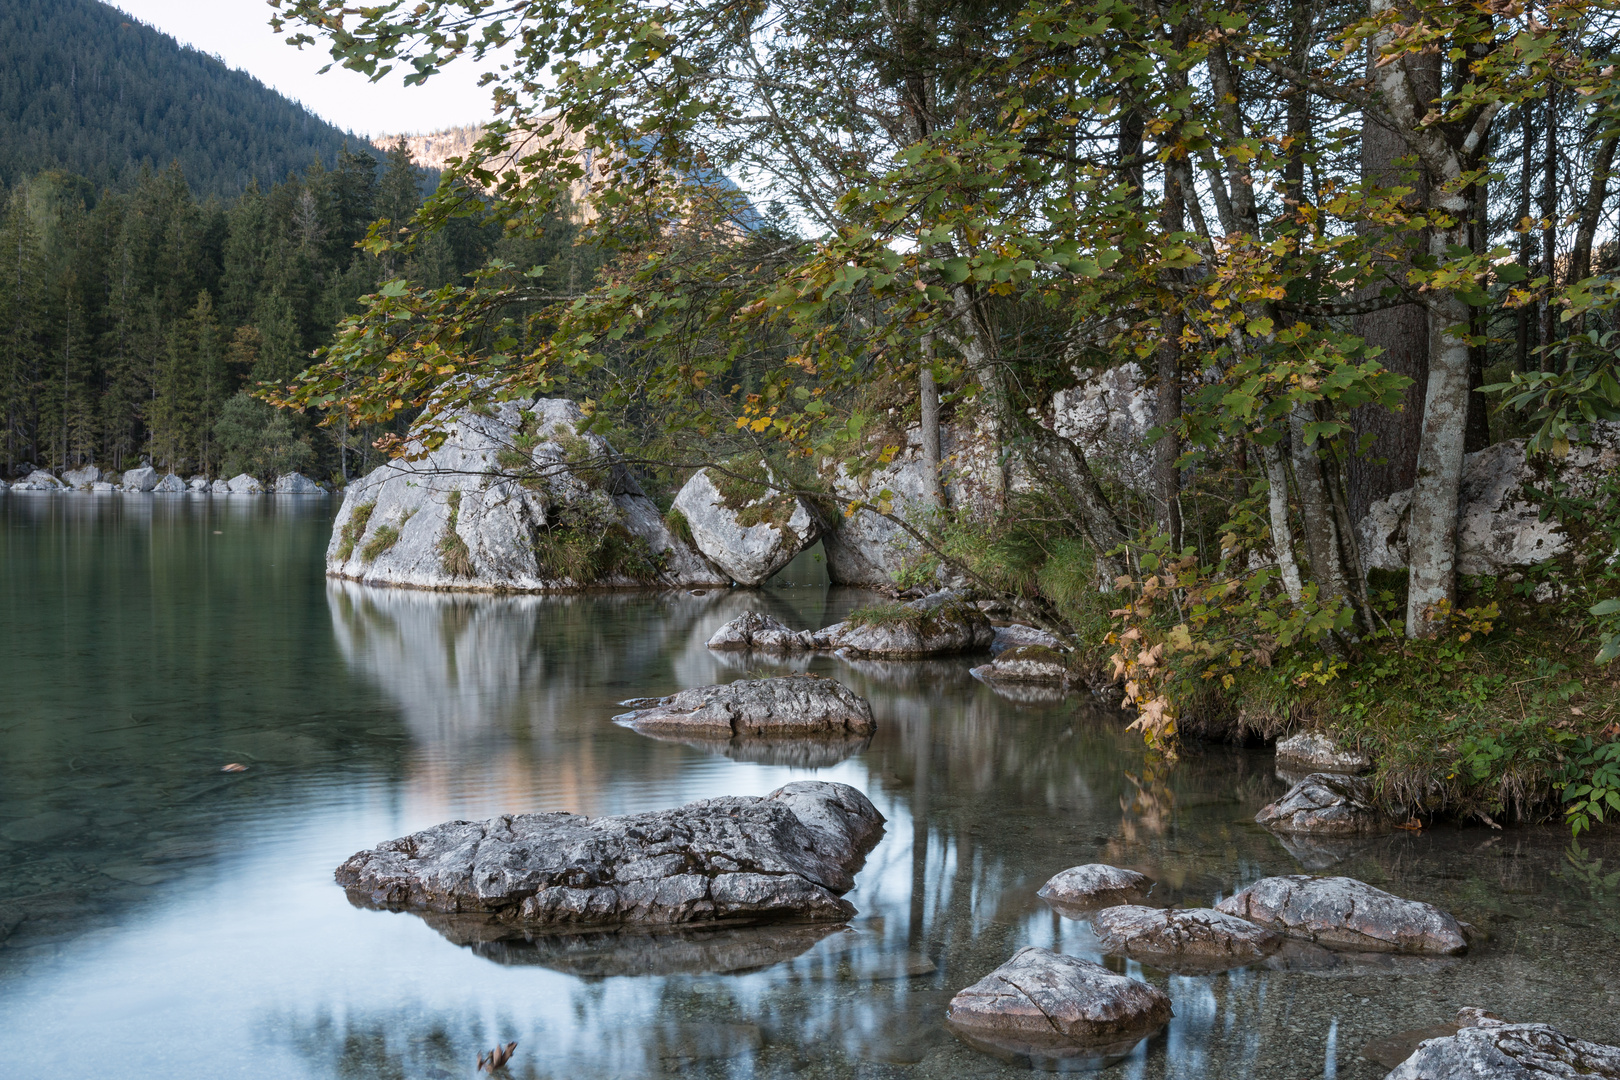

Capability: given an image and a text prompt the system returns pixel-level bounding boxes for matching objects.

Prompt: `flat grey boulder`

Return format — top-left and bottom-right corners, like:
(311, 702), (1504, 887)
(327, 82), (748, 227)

(210, 478), (230, 494)
(63, 465), (101, 489)
(820, 591), (995, 659)
(1257, 773), (1390, 835)
(971, 646), (1072, 687)
(274, 471), (323, 494)
(90, 481), (114, 493)
(1091, 905), (1283, 972)
(336, 780), (884, 931)
(122, 465), (159, 492)
(1037, 864), (1154, 911)
(946, 946), (1172, 1068)
(617, 675), (874, 738)
(1387, 1009), (1620, 1079)
(227, 473), (265, 494)
(1216, 875), (1467, 955)
(153, 472), (186, 493)
(672, 465), (818, 587)
(330, 398), (724, 592)
(1276, 732), (1369, 775)
(706, 611), (815, 652)
(25, 470), (65, 490)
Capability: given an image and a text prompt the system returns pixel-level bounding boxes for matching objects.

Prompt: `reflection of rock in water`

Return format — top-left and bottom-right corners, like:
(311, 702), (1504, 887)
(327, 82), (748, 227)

(421, 910), (842, 976)
(629, 729), (872, 768)
(326, 580), (728, 742)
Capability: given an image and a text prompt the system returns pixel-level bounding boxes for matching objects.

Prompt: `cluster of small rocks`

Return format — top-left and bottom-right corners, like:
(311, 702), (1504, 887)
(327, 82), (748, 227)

(3, 464), (330, 495)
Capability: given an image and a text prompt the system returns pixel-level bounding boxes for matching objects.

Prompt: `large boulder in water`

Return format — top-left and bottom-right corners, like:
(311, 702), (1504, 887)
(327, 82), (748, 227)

(945, 946), (1172, 1068)
(274, 471), (323, 494)
(616, 675), (874, 738)
(336, 781), (884, 931)
(1386, 1009), (1620, 1080)
(62, 465), (101, 489)
(705, 611), (816, 652)
(1256, 773), (1390, 835)
(671, 465), (818, 586)
(228, 473), (265, 494)
(122, 465), (159, 492)
(1216, 875), (1468, 955)
(153, 472), (186, 493)
(818, 590), (995, 658)
(328, 398), (726, 592)
(1090, 905), (1283, 973)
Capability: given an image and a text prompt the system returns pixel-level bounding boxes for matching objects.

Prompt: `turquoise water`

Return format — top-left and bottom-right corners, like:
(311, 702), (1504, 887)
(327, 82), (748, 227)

(1, 493), (1617, 1079)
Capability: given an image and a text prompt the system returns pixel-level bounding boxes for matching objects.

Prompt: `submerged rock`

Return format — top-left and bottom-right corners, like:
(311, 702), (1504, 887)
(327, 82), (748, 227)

(329, 398), (724, 592)
(1386, 1008), (1620, 1079)
(1256, 773), (1390, 835)
(1275, 732), (1369, 775)
(671, 465), (818, 587)
(422, 913), (843, 977)
(227, 473), (265, 494)
(705, 611), (815, 653)
(1037, 865), (1155, 912)
(945, 946), (1172, 1069)
(273, 471), (323, 494)
(820, 591), (995, 659)
(970, 645), (1073, 688)
(991, 623), (1066, 656)
(1091, 905), (1283, 972)
(615, 675), (875, 738)
(336, 780), (884, 931)
(1216, 875), (1468, 955)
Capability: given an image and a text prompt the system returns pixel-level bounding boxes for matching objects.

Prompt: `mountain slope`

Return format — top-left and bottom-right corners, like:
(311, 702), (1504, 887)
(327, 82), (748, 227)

(0, 0), (368, 197)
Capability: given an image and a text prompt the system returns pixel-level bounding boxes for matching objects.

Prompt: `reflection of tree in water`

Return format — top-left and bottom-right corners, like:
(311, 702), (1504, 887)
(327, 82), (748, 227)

(274, 1010), (539, 1080)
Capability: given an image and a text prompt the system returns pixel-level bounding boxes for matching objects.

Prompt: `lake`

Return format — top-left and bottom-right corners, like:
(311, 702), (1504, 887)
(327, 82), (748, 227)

(1, 493), (1617, 1079)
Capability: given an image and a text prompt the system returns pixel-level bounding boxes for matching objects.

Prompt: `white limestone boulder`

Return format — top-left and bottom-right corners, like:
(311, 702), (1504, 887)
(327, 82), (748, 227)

(153, 473), (186, 493)
(1216, 875), (1468, 955)
(1037, 865), (1154, 911)
(227, 473), (265, 494)
(122, 465), (159, 492)
(329, 398), (726, 592)
(672, 465), (818, 586)
(273, 471), (323, 494)
(63, 465), (101, 489)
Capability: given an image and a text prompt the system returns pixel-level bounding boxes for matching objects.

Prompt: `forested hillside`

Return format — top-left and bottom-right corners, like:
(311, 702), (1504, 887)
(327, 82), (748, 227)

(0, 142), (587, 480)
(0, 0), (367, 197)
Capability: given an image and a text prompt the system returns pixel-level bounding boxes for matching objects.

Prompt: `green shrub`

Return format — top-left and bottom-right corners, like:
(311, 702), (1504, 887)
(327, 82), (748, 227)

(664, 506), (694, 546)
(335, 500), (376, 561)
(438, 490), (474, 578)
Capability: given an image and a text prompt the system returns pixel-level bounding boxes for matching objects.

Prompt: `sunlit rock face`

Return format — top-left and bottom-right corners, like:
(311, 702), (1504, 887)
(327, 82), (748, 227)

(328, 398), (725, 591)
(1360, 421), (1620, 578)
(336, 781), (885, 932)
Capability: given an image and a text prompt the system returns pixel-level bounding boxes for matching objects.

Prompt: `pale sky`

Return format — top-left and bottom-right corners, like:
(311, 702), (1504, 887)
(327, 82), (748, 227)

(108, 0), (502, 137)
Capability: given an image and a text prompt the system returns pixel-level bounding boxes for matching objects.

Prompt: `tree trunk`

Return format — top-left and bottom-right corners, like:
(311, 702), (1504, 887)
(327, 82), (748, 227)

(1540, 90), (1559, 372)
(1262, 440), (1304, 603)
(919, 344), (943, 509)
(1517, 108), (1536, 371)
(1290, 404), (1348, 604)
(1570, 133), (1618, 294)
(1155, 150), (1185, 549)
(1348, 49), (1438, 524)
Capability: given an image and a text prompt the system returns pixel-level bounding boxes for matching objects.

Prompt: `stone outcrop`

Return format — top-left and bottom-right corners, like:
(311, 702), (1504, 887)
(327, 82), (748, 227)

(1274, 732), (1369, 775)
(615, 675), (875, 738)
(336, 781), (884, 931)
(817, 451), (936, 588)
(1048, 362), (1154, 494)
(1037, 865), (1155, 911)
(1361, 423), (1620, 578)
(705, 611), (815, 653)
(153, 472), (186, 493)
(210, 479), (230, 494)
(819, 591), (995, 659)
(1256, 773), (1390, 835)
(122, 465), (159, 492)
(9, 471), (65, 491)
(227, 473), (265, 494)
(1387, 1008), (1620, 1080)
(274, 471), (324, 494)
(329, 398), (725, 592)
(1090, 905), (1283, 972)
(1216, 875), (1468, 955)
(671, 465), (817, 586)
(945, 946), (1172, 1068)
(63, 465), (101, 489)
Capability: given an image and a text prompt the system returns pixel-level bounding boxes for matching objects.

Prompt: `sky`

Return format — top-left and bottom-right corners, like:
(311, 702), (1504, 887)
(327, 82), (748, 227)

(108, 0), (502, 138)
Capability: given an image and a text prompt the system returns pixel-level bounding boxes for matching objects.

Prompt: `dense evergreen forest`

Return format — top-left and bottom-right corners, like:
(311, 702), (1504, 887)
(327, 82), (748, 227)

(0, 143), (579, 481)
(0, 0), (372, 198)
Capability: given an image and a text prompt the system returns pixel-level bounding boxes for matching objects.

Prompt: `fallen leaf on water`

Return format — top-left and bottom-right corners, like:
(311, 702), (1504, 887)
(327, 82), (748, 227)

(1394, 817), (1423, 832)
(478, 1042), (517, 1072)
(221, 763), (248, 773)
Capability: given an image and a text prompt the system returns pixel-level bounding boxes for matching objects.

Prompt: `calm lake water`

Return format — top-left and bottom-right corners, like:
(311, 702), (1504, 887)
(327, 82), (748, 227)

(2, 493), (1618, 1079)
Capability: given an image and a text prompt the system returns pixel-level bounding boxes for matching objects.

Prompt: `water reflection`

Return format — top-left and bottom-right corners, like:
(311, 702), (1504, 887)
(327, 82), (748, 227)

(3, 498), (1620, 1080)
